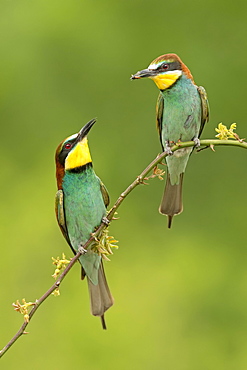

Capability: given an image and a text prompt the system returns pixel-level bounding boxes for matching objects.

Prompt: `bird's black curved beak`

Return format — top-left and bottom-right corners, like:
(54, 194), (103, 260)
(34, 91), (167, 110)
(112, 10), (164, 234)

(77, 118), (96, 142)
(131, 68), (157, 80)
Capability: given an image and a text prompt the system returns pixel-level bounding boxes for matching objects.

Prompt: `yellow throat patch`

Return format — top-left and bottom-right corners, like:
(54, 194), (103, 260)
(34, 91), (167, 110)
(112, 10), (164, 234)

(150, 70), (182, 90)
(65, 137), (92, 170)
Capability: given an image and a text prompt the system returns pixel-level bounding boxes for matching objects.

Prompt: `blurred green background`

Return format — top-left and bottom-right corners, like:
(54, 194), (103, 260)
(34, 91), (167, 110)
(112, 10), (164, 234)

(1, 0), (247, 369)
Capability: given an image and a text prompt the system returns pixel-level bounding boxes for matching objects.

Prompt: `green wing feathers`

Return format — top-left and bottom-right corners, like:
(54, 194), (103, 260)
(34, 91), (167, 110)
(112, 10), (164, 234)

(197, 85), (210, 138)
(55, 190), (71, 247)
(99, 178), (110, 208)
(156, 93), (164, 149)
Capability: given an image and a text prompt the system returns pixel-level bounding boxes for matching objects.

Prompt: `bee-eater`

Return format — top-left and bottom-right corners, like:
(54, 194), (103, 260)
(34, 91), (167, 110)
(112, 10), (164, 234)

(131, 53), (209, 227)
(55, 118), (113, 329)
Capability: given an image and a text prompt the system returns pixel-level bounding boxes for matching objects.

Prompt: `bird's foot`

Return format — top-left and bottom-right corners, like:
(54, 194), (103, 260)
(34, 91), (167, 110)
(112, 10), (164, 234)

(164, 141), (173, 156)
(193, 137), (200, 148)
(78, 242), (87, 255)
(102, 216), (110, 226)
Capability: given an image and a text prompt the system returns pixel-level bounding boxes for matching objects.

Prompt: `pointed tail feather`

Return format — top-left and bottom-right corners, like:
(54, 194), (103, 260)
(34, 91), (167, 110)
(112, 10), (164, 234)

(159, 173), (184, 228)
(87, 262), (114, 329)
(101, 314), (107, 330)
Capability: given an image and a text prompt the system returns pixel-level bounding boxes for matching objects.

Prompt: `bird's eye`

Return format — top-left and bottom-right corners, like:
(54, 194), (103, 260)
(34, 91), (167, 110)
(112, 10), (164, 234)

(161, 63), (169, 70)
(64, 142), (72, 150)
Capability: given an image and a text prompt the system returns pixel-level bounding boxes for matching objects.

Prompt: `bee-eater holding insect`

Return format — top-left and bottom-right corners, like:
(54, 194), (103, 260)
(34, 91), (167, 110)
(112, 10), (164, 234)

(131, 53), (209, 227)
(55, 118), (113, 329)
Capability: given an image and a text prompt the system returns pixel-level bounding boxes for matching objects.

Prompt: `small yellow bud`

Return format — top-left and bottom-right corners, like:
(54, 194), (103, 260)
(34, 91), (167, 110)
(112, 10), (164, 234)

(91, 229), (118, 261)
(144, 165), (165, 181)
(12, 298), (35, 322)
(51, 254), (70, 279)
(52, 288), (60, 297)
(215, 122), (238, 140)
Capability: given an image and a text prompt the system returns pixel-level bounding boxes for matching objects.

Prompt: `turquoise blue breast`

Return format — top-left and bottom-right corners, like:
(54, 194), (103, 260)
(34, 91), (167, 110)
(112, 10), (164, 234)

(62, 166), (106, 284)
(161, 74), (201, 143)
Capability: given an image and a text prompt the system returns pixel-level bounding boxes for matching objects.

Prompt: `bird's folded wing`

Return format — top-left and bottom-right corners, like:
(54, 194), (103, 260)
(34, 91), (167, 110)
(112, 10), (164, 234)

(197, 85), (210, 138)
(55, 189), (72, 247)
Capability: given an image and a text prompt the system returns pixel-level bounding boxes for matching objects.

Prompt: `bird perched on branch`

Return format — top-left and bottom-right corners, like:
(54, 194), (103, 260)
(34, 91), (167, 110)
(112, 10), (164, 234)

(55, 118), (113, 329)
(131, 53), (209, 227)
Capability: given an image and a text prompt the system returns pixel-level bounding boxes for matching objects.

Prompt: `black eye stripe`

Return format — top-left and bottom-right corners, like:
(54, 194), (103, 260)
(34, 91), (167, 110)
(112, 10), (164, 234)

(58, 138), (77, 165)
(63, 138), (76, 150)
(158, 60), (181, 71)
(161, 63), (169, 70)
(64, 142), (72, 149)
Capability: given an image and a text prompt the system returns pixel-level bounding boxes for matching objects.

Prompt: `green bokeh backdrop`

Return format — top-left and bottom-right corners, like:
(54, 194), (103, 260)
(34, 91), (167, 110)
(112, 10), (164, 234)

(1, 0), (247, 369)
